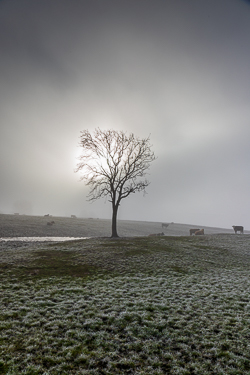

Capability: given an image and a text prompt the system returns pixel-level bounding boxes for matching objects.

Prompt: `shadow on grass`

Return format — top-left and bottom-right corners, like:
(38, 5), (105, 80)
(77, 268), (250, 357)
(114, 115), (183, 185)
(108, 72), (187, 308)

(0, 235), (223, 282)
(0, 250), (101, 281)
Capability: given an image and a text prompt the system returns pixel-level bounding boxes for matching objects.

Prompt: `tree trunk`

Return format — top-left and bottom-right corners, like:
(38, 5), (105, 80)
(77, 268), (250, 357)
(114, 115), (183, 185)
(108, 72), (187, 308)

(111, 203), (119, 237)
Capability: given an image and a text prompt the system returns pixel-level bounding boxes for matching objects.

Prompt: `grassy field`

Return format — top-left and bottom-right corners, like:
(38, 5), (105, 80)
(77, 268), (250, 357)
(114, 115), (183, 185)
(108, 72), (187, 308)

(0, 213), (236, 238)
(1, 234), (250, 374)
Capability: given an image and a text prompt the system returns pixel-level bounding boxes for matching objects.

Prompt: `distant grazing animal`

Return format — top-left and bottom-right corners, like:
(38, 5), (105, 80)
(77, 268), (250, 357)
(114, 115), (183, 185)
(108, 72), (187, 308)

(44, 214), (50, 217)
(190, 228), (200, 236)
(71, 215), (77, 218)
(232, 225), (244, 234)
(148, 232), (164, 237)
(162, 223), (169, 229)
(47, 221), (55, 226)
(195, 229), (204, 235)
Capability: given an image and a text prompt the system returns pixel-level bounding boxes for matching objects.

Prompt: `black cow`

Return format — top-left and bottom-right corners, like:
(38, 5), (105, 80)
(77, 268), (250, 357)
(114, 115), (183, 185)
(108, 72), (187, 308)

(232, 226), (244, 234)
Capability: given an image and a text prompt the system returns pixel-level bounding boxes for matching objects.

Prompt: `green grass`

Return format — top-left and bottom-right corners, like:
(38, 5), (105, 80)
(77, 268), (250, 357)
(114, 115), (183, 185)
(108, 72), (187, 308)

(1, 235), (250, 374)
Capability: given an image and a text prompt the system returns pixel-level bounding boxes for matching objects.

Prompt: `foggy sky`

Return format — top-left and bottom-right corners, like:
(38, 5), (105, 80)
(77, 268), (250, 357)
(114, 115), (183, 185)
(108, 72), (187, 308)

(1, 0), (250, 229)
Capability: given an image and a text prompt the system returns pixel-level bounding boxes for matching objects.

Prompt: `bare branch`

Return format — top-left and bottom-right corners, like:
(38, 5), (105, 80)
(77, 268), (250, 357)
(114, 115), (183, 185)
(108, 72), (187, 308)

(75, 128), (156, 237)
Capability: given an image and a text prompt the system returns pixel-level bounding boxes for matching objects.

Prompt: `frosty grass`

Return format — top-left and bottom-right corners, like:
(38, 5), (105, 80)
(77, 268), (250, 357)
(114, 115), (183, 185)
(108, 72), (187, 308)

(1, 234), (250, 374)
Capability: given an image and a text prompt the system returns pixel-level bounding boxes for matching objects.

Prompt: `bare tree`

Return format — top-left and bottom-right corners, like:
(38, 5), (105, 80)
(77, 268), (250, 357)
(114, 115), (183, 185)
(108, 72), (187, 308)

(75, 128), (156, 237)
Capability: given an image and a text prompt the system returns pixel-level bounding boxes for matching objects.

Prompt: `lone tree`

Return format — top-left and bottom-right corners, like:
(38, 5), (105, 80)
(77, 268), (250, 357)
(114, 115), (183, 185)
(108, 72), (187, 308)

(75, 128), (156, 237)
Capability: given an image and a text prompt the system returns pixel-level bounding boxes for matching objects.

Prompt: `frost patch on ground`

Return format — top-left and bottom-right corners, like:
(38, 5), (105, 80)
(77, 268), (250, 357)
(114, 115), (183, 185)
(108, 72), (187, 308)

(0, 235), (250, 374)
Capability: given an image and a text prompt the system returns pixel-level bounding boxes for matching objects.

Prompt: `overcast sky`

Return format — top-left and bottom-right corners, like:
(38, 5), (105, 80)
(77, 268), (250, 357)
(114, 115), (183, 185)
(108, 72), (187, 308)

(1, 0), (250, 229)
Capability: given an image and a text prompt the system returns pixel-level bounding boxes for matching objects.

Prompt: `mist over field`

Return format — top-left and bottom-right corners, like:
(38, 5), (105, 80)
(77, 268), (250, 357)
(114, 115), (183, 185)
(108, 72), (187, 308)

(1, 0), (250, 229)
(0, 213), (242, 240)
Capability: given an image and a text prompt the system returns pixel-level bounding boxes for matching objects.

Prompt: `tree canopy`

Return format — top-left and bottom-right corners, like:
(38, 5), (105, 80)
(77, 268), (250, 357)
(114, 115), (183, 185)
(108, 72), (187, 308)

(75, 128), (156, 237)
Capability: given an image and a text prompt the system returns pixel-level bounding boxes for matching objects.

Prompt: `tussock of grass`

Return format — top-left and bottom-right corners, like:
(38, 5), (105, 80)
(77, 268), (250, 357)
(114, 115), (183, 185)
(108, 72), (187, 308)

(1, 235), (250, 374)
